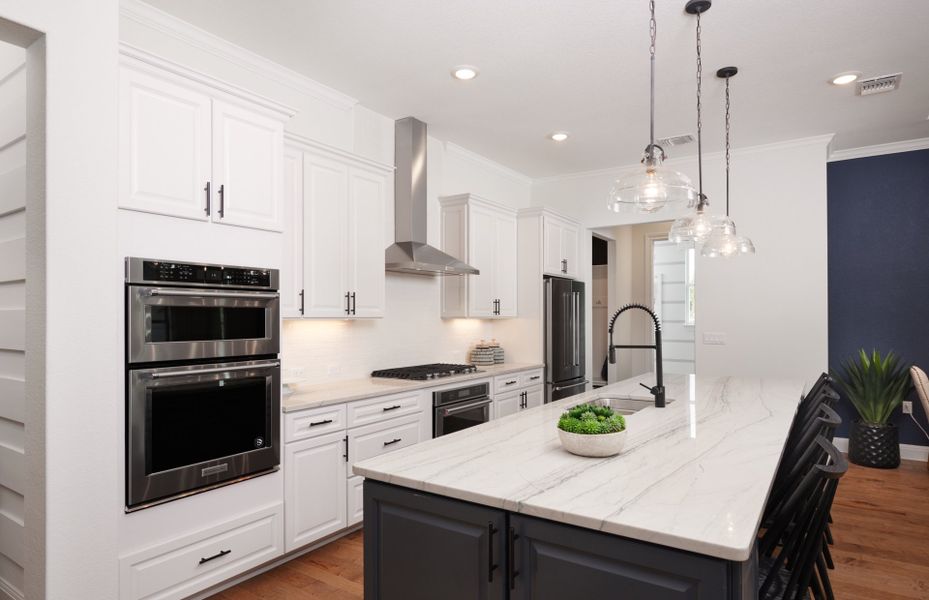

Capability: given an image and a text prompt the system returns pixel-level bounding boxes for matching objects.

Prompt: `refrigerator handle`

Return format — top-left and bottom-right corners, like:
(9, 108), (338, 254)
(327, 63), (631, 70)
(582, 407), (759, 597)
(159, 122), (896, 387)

(574, 292), (580, 366)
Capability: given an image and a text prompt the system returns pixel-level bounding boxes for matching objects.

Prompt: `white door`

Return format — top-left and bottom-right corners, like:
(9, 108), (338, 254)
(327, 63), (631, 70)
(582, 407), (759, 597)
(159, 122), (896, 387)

(303, 153), (350, 317)
(467, 205), (497, 317)
(561, 222), (580, 279)
(118, 68), (212, 221)
(284, 431), (348, 552)
(281, 148), (304, 318)
(543, 217), (566, 276)
(212, 100), (284, 231)
(346, 167), (387, 318)
(494, 391), (520, 419)
(493, 212), (518, 317)
(524, 386), (544, 410)
(652, 240), (696, 375)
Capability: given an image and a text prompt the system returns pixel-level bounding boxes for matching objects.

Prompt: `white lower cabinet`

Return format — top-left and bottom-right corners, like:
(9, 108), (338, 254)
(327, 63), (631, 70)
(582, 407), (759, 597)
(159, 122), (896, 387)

(492, 369), (545, 420)
(284, 431), (348, 552)
(495, 390), (521, 419)
(119, 503), (283, 600)
(347, 413), (422, 469)
(347, 475), (365, 526)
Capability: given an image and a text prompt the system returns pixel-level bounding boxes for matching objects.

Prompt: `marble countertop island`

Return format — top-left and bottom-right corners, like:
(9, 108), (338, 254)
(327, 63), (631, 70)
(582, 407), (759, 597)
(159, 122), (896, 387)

(353, 373), (805, 561)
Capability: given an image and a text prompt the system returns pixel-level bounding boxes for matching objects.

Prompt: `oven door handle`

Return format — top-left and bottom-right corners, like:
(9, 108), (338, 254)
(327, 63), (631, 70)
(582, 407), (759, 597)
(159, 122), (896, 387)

(442, 398), (492, 416)
(145, 289), (279, 300)
(150, 361), (281, 379)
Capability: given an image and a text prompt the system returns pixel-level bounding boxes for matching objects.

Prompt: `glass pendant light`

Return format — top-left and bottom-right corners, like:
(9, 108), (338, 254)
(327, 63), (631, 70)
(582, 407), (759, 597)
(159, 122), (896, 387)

(669, 0), (717, 245)
(701, 66), (756, 258)
(608, 0), (695, 214)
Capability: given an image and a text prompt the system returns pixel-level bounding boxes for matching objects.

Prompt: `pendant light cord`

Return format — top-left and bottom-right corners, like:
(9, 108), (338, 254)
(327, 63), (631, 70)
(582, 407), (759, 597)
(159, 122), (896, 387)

(648, 0), (657, 153)
(695, 11), (705, 209)
(725, 74), (731, 217)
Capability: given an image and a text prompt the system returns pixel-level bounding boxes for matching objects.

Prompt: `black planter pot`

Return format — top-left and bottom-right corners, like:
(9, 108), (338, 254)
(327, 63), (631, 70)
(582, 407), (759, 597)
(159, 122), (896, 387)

(848, 420), (900, 469)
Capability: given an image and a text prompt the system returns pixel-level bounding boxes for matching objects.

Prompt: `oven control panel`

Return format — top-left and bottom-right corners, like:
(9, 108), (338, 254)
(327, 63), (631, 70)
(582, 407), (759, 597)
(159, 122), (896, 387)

(128, 258), (278, 290)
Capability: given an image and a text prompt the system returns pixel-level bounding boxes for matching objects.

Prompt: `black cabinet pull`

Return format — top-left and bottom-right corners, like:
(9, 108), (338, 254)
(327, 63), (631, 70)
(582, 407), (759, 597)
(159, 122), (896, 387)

(382, 405), (402, 412)
(343, 435), (349, 462)
(383, 438), (402, 447)
(351, 292), (356, 315)
(507, 527), (519, 590)
(529, 375), (540, 381)
(345, 292), (351, 315)
(561, 258), (567, 273)
(504, 380), (517, 386)
(198, 549), (231, 565)
(218, 184), (225, 218)
(309, 419), (332, 427)
(487, 522), (498, 582)
(204, 181), (211, 216)
(299, 289), (305, 315)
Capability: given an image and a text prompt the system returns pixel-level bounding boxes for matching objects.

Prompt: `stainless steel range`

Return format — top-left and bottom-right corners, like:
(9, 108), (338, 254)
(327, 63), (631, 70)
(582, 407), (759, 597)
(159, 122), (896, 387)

(371, 363), (479, 380)
(125, 258), (281, 511)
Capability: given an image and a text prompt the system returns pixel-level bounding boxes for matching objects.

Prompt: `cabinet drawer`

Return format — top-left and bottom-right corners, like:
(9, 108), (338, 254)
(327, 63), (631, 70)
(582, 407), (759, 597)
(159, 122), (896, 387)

(348, 475), (365, 526)
(348, 414), (421, 473)
(520, 369), (544, 388)
(494, 373), (523, 394)
(285, 403), (347, 443)
(119, 503), (283, 600)
(346, 390), (424, 429)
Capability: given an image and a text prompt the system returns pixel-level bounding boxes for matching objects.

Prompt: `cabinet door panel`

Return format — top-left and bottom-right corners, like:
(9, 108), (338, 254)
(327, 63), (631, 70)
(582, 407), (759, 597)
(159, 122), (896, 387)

(467, 205), (497, 317)
(561, 222), (580, 279)
(303, 154), (349, 317)
(281, 148), (304, 318)
(494, 391), (520, 419)
(542, 217), (564, 276)
(364, 481), (506, 600)
(284, 432), (348, 552)
(119, 68), (211, 221)
(510, 514), (728, 600)
(347, 167), (387, 318)
(524, 386), (544, 410)
(493, 213), (518, 317)
(212, 100), (284, 231)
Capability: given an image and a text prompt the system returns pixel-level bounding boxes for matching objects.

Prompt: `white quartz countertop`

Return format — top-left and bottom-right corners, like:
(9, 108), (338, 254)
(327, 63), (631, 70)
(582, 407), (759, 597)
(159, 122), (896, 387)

(282, 363), (543, 413)
(353, 373), (804, 561)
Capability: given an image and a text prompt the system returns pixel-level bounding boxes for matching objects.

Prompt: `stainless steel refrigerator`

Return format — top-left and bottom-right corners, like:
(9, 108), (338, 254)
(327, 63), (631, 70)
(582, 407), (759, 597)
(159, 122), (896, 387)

(544, 277), (587, 403)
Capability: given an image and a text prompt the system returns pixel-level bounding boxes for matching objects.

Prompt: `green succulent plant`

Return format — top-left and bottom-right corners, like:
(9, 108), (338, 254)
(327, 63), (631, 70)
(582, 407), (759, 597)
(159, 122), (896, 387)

(831, 349), (913, 426)
(558, 403), (626, 435)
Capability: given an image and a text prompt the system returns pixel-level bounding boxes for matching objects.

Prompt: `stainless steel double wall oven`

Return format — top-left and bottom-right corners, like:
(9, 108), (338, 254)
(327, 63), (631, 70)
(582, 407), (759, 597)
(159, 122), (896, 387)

(125, 258), (281, 511)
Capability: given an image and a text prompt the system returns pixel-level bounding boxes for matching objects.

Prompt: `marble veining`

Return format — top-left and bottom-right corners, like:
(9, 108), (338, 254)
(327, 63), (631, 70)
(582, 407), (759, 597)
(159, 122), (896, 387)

(282, 363), (543, 412)
(352, 373), (804, 561)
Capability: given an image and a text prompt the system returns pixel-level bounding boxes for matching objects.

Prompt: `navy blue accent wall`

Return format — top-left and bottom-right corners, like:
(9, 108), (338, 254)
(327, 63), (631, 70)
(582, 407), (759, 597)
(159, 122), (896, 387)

(827, 148), (929, 446)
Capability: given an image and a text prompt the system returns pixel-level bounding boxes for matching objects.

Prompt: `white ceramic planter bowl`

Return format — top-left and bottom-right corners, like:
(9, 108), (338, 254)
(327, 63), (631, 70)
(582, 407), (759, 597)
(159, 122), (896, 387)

(557, 428), (627, 458)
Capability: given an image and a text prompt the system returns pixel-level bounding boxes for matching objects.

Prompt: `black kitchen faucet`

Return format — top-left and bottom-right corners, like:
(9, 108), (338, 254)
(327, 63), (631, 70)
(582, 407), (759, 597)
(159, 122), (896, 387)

(608, 303), (666, 408)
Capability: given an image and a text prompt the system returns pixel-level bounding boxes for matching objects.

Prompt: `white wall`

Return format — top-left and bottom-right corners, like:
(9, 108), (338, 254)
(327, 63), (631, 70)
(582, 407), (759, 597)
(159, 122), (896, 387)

(0, 39), (25, 600)
(532, 136), (832, 384)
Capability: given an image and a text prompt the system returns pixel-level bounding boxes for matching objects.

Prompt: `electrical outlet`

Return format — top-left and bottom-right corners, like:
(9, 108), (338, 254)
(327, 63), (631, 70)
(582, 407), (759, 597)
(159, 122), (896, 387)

(902, 401), (913, 415)
(326, 365), (342, 377)
(702, 332), (727, 345)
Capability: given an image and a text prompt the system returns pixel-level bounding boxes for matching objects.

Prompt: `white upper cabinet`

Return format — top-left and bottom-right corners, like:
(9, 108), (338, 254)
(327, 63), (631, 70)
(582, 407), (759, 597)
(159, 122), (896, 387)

(541, 212), (582, 279)
(119, 68), (212, 221)
(118, 48), (292, 232)
(284, 134), (391, 319)
(440, 194), (518, 319)
(281, 148), (304, 318)
(211, 100), (284, 231)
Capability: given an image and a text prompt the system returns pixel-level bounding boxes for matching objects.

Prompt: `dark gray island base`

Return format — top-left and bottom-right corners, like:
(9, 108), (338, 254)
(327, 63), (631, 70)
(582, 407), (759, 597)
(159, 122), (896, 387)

(363, 480), (757, 600)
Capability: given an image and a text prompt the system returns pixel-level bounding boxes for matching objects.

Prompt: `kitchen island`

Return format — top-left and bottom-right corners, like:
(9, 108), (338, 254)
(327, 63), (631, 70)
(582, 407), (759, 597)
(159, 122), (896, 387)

(353, 373), (805, 599)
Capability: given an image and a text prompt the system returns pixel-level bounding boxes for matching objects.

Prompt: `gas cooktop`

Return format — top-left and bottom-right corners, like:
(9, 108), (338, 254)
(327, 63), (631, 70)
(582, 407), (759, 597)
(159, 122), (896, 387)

(371, 363), (480, 380)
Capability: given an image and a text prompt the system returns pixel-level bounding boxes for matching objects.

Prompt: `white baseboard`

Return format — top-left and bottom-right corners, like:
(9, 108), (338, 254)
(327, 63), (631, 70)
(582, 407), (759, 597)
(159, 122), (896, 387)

(833, 437), (929, 462)
(0, 577), (24, 600)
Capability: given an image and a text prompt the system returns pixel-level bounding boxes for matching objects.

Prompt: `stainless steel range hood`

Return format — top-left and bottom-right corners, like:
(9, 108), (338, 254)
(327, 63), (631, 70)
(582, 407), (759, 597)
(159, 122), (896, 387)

(385, 117), (479, 276)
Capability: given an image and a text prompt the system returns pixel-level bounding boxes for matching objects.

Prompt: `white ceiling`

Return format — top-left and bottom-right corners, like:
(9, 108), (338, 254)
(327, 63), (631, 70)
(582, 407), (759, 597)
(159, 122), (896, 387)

(145, 0), (929, 178)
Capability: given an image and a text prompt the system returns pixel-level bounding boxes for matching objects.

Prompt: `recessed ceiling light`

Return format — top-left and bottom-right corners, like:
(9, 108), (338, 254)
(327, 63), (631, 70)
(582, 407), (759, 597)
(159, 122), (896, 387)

(830, 72), (860, 86)
(549, 132), (569, 142)
(451, 65), (479, 81)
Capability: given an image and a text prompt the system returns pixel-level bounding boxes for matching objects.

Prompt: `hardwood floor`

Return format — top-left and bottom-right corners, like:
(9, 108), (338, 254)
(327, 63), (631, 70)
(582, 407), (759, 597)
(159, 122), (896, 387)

(212, 460), (929, 599)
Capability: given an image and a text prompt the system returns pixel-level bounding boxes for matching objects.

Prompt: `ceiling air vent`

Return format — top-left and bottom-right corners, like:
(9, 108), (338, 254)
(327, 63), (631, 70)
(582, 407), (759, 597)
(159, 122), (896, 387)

(856, 73), (902, 96)
(657, 133), (695, 147)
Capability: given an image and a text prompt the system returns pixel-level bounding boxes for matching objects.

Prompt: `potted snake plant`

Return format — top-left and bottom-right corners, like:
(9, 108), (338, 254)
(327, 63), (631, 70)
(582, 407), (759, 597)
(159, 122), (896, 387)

(832, 349), (912, 469)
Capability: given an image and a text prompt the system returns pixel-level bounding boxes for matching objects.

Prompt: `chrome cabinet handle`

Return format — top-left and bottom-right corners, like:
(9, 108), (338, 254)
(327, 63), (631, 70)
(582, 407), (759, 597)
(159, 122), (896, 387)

(145, 288), (279, 299)
(199, 549), (231, 565)
(150, 361), (280, 379)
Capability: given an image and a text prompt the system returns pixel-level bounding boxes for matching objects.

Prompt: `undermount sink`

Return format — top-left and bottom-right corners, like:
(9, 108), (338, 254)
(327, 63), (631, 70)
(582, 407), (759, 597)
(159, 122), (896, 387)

(595, 395), (676, 415)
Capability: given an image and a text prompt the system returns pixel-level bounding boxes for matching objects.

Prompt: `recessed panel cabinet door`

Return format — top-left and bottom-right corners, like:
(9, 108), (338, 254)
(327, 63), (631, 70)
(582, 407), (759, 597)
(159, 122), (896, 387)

(493, 213), (518, 317)
(212, 100), (284, 231)
(281, 148), (304, 318)
(509, 514), (729, 600)
(467, 205), (497, 317)
(542, 217), (565, 276)
(119, 68), (212, 221)
(364, 481), (506, 600)
(494, 391), (520, 419)
(303, 154), (350, 317)
(347, 167), (387, 318)
(561, 221), (580, 279)
(524, 386), (544, 410)
(284, 432), (348, 552)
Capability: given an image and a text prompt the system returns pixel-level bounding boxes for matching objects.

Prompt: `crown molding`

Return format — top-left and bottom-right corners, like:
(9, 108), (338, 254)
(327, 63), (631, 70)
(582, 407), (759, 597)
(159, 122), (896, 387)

(444, 142), (533, 186)
(535, 134), (836, 185)
(284, 132), (394, 173)
(827, 137), (929, 162)
(119, 0), (358, 112)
